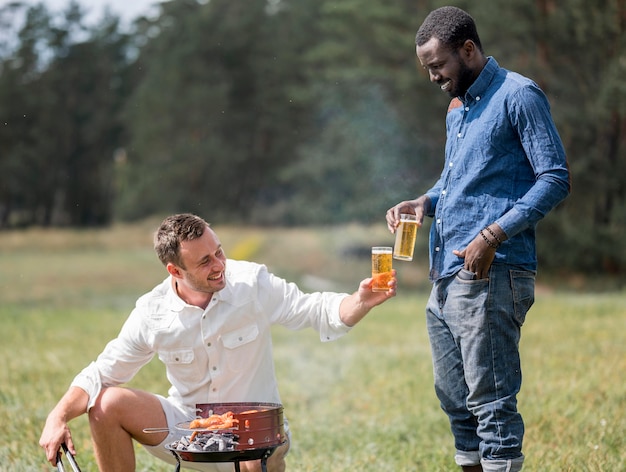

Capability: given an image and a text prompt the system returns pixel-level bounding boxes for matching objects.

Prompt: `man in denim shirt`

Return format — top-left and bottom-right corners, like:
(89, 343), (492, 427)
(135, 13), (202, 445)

(386, 6), (570, 472)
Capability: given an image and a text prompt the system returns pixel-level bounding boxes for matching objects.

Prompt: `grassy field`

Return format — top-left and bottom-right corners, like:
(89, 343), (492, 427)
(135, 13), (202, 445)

(0, 221), (624, 471)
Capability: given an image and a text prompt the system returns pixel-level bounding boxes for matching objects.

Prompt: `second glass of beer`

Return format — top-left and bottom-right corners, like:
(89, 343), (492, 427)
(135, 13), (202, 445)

(372, 246), (393, 292)
(393, 214), (419, 261)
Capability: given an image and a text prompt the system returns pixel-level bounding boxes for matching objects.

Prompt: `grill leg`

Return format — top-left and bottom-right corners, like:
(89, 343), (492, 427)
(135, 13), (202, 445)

(234, 462), (241, 472)
(170, 450), (181, 472)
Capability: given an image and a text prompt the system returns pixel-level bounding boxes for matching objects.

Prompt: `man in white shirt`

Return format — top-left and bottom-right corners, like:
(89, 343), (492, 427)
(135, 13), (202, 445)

(39, 213), (397, 472)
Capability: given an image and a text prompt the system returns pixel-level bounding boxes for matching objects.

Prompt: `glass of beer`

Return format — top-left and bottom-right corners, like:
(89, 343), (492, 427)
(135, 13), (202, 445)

(393, 214), (419, 261)
(372, 246), (393, 292)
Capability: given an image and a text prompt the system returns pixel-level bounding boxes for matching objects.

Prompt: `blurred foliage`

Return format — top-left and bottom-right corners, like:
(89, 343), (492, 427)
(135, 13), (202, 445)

(0, 0), (624, 276)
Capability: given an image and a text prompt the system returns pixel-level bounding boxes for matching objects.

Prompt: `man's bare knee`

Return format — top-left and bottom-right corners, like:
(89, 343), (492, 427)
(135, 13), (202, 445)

(88, 387), (125, 425)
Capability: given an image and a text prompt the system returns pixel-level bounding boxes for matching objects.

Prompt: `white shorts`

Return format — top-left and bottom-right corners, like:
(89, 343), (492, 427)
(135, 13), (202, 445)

(142, 395), (290, 472)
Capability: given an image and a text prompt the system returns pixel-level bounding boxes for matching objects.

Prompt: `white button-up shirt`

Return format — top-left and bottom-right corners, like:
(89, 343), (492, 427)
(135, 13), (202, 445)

(71, 260), (350, 416)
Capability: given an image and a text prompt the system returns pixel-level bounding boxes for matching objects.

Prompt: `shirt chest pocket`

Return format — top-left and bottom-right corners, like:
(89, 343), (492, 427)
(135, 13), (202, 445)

(158, 349), (194, 364)
(221, 324), (260, 372)
(158, 349), (204, 383)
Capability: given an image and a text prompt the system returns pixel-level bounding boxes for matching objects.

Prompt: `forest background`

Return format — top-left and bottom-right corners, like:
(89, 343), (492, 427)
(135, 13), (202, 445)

(0, 0), (624, 282)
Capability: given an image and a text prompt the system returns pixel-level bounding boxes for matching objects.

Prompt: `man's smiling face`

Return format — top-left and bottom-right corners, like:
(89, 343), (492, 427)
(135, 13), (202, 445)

(176, 226), (227, 295)
(417, 37), (475, 98)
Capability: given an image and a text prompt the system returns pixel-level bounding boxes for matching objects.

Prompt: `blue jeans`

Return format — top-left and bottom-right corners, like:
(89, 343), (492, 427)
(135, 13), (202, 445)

(426, 264), (535, 469)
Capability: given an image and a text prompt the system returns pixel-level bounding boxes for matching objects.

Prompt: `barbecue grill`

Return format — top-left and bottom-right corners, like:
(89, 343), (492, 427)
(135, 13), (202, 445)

(54, 402), (285, 472)
(167, 402), (286, 472)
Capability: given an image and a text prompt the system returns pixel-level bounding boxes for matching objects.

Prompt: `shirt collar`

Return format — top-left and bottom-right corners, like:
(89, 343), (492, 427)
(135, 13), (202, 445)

(212, 262), (255, 308)
(164, 266), (236, 311)
(462, 56), (499, 103)
(165, 276), (187, 312)
(211, 274), (234, 303)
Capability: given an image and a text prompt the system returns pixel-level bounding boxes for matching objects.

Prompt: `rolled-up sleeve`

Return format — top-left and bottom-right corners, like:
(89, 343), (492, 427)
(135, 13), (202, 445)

(70, 362), (103, 410)
(69, 312), (155, 410)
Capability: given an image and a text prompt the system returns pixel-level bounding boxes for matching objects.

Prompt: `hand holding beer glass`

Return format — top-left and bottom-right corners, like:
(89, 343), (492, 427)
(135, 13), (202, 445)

(393, 214), (419, 261)
(372, 247), (393, 292)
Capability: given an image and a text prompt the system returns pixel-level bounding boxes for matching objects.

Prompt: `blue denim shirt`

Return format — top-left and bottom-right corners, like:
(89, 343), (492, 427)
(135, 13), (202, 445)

(425, 58), (570, 281)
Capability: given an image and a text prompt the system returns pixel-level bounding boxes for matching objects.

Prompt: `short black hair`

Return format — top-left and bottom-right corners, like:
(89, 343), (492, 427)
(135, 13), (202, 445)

(415, 6), (483, 53)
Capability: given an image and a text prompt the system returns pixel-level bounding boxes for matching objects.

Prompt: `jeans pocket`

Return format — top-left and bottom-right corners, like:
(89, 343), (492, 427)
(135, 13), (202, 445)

(457, 268), (477, 280)
(510, 270), (535, 327)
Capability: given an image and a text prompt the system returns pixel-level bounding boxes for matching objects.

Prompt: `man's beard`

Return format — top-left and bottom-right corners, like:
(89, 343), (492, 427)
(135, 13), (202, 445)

(452, 59), (475, 98)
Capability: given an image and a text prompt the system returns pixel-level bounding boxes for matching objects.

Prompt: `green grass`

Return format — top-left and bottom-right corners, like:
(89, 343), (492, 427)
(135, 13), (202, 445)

(0, 223), (624, 471)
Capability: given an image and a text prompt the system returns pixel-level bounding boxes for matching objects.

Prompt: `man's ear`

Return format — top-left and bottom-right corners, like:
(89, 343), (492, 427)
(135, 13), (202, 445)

(461, 39), (477, 59)
(167, 262), (183, 279)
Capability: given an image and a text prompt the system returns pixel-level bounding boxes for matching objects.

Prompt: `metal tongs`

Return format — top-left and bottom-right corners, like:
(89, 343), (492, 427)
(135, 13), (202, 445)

(56, 443), (82, 472)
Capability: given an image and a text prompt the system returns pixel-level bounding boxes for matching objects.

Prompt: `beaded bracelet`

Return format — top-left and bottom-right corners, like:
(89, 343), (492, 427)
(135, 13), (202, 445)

(479, 229), (499, 249)
(483, 226), (503, 246)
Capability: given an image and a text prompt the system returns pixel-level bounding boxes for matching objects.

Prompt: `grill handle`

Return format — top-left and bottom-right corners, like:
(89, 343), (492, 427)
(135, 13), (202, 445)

(56, 443), (82, 472)
(56, 451), (66, 472)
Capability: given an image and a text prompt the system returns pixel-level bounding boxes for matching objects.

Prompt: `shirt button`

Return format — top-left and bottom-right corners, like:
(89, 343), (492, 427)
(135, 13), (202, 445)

(476, 96), (481, 101)
(442, 190), (447, 195)
(207, 342), (211, 347)
(449, 162), (453, 167)
(435, 247), (440, 252)
(212, 366), (217, 371)
(457, 133), (462, 138)
(465, 106), (469, 111)
(437, 219), (441, 224)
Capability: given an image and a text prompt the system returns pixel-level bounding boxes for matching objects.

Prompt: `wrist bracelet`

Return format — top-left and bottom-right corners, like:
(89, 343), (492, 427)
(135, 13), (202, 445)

(479, 229), (499, 249)
(484, 226), (503, 246)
